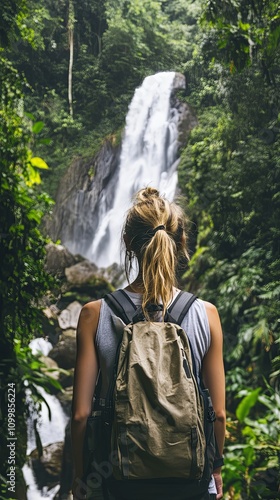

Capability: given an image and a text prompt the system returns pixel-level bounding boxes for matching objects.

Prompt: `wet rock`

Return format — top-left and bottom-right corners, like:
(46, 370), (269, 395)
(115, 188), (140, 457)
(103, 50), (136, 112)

(176, 101), (198, 149)
(170, 94), (198, 150)
(57, 301), (82, 330)
(65, 260), (98, 285)
(62, 329), (76, 338)
(173, 72), (186, 90)
(45, 243), (80, 277)
(48, 333), (76, 370)
(62, 276), (114, 299)
(30, 442), (64, 489)
(99, 262), (126, 288)
(61, 258), (114, 299)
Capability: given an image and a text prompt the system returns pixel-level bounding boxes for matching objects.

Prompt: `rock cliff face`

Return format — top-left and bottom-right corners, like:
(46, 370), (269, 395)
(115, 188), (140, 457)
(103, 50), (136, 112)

(170, 95), (198, 151)
(47, 72), (197, 265)
(46, 139), (121, 257)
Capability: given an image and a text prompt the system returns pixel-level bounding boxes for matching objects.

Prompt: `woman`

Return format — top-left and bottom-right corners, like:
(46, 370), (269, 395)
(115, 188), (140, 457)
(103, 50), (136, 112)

(71, 187), (226, 500)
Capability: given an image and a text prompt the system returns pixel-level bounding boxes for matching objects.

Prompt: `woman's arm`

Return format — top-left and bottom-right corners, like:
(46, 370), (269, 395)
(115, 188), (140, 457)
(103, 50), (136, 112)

(202, 301), (226, 500)
(71, 300), (101, 496)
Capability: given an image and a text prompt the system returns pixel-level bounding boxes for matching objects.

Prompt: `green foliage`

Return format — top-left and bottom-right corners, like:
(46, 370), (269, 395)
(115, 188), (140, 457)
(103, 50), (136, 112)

(225, 387), (280, 498)
(236, 388), (261, 422)
(102, 0), (187, 82)
(0, 57), (54, 346)
(0, 51), (56, 491)
(0, 0), (25, 47)
(177, 1), (280, 496)
(201, 0), (280, 76)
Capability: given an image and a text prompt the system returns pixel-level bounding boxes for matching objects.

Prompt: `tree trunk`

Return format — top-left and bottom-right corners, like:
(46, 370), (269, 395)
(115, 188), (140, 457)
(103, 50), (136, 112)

(68, 0), (74, 117)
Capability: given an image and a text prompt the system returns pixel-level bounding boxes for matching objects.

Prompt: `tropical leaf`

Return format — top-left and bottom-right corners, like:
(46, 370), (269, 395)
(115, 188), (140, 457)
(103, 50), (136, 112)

(32, 121), (44, 134)
(30, 156), (49, 169)
(236, 388), (262, 422)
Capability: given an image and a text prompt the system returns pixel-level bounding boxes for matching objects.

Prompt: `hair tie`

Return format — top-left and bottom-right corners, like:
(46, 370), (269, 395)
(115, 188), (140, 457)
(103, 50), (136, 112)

(131, 225), (166, 250)
(152, 225), (165, 235)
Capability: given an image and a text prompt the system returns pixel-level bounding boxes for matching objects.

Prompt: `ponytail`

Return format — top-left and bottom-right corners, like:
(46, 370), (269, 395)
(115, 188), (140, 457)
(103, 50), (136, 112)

(141, 228), (176, 317)
(123, 187), (189, 318)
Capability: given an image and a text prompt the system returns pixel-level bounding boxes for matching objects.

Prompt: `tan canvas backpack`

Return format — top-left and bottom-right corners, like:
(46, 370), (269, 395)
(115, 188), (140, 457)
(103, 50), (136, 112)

(83, 290), (219, 498)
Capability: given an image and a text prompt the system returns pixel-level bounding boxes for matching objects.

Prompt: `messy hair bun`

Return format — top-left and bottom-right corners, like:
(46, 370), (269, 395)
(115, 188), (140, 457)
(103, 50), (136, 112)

(135, 187), (160, 201)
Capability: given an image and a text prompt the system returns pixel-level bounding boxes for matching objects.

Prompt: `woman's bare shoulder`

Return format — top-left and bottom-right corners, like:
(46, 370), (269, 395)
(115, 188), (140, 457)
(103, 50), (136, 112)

(201, 300), (223, 339)
(77, 300), (101, 334)
(201, 300), (218, 313)
(81, 299), (101, 314)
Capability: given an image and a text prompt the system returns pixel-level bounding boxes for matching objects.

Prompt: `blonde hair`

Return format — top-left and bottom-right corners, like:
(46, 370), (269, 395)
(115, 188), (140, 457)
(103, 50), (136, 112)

(123, 187), (189, 318)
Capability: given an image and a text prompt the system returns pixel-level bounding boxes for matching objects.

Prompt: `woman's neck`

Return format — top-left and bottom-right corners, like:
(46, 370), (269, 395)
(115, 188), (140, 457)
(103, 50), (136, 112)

(124, 277), (179, 296)
(124, 276), (144, 293)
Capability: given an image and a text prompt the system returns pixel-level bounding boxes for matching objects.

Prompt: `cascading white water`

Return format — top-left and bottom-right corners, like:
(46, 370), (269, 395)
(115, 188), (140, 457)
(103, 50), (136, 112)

(22, 338), (69, 500)
(87, 71), (180, 268)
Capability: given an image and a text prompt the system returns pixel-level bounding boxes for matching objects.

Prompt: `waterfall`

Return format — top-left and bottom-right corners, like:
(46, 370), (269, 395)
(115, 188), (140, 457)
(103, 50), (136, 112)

(87, 71), (181, 268)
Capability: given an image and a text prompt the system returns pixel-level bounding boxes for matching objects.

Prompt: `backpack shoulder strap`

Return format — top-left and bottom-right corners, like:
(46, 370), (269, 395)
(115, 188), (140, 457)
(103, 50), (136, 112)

(104, 289), (137, 324)
(105, 289), (197, 325)
(168, 291), (200, 382)
(167, 290), (197, 325)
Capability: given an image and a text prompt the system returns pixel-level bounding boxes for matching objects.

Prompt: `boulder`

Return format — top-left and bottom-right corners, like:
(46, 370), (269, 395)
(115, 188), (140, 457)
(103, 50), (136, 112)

(99, 262), (126, 288)
(45, 243), (79, 277)
(62, 273), (113, 298)
(62, 329), (76, 339)
(57, 301), (82, 330)
(65, 260), (98, 285)
(48, 333), (76, 370)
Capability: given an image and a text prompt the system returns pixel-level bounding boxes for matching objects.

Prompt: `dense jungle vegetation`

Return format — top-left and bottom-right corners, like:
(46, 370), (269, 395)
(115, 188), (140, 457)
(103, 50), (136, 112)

(0, 0), (279, 498)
